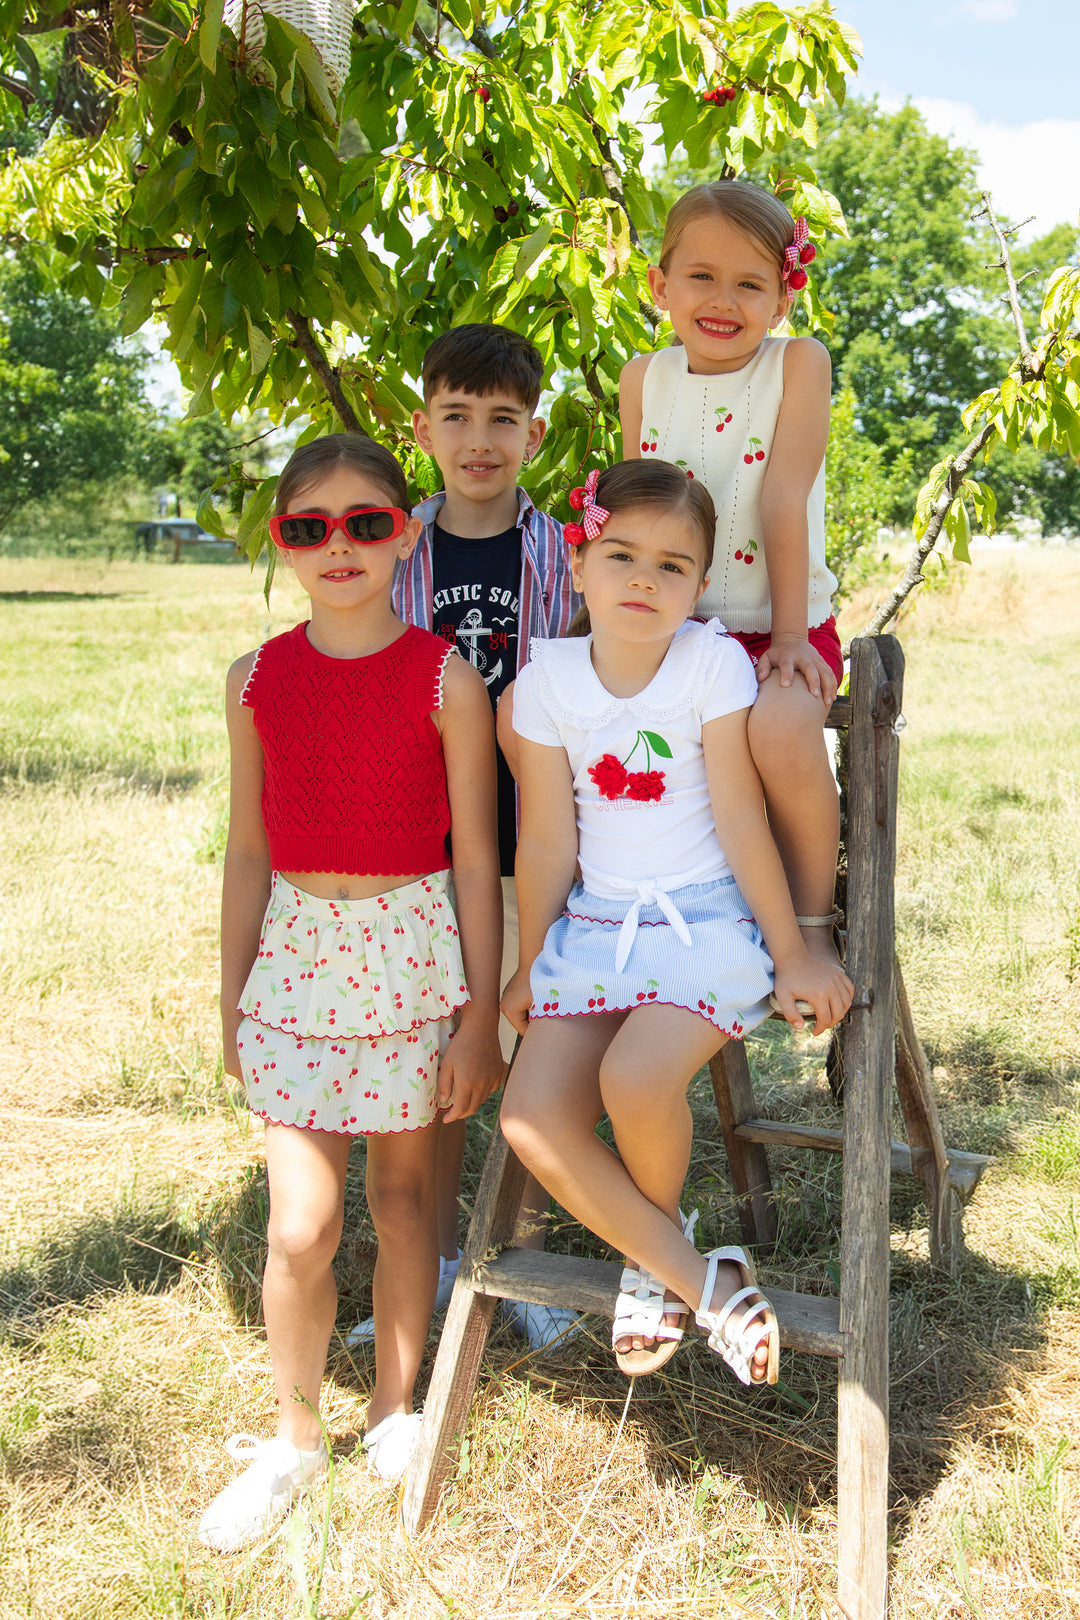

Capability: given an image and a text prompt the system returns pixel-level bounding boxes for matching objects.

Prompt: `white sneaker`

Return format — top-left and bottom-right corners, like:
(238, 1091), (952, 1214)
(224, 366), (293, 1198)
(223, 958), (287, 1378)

(197, 1434), (329, 1553)
(363, 1411), (423, 1481)
(504, 1300), (583, 1351)
(345, 1250), (461, 1347)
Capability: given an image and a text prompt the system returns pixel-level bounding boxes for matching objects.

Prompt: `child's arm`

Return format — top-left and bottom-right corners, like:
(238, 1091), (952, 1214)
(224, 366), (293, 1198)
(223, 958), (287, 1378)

(618, 354), (652, 461)
(703, 707), (852, 1034)
(437, 654), (506, 1122)
(220, 654), (272, 1080)
(757, 337), (837, 704)
(495, 681), (520, 782)
(500, 735), (578, 1034)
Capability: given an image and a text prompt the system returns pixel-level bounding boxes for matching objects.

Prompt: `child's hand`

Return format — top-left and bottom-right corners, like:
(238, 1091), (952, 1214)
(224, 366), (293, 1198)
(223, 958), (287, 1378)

(221, 1006), (243, 1081)
(500, 968), (533, 1037)
(756, 634), (838, 707)
(771, 953), (853, 1037)
(437, 1013), (506, 1122)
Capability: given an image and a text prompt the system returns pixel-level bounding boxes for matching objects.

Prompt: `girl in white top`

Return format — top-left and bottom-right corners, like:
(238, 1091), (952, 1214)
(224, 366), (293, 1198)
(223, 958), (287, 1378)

(500, 461), (851, 1384)
(620, 181), (843, 970)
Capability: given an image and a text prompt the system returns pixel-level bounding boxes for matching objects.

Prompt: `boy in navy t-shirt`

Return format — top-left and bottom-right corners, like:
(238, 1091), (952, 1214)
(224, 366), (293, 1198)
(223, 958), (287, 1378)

(349, 324), (579, 1351)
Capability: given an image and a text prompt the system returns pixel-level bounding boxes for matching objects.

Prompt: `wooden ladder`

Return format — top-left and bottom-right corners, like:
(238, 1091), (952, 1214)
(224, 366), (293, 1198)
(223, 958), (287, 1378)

(402, 634), (991, 1620)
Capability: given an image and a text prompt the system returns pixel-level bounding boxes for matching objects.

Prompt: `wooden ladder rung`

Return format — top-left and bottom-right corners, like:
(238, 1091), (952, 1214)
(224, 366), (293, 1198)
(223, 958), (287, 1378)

(467, 1248), (844, 1358)
(733, 1119), (993, 1199)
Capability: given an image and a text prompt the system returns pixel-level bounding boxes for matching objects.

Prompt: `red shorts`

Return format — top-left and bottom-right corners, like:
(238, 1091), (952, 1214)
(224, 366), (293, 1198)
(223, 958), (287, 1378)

(729, 617), (844, 687)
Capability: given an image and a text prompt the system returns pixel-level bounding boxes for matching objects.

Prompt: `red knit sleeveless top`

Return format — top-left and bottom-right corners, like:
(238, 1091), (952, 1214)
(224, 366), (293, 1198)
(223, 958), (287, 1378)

(241, 622), (454, 876)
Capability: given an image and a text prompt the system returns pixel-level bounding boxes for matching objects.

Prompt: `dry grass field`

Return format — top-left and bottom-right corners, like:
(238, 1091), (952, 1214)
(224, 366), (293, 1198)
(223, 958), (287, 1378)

(1, 546), (1078, 1618)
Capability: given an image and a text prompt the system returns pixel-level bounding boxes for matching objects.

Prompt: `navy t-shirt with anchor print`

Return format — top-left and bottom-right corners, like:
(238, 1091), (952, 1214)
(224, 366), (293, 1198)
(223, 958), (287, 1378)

(432, 521), (521, 873)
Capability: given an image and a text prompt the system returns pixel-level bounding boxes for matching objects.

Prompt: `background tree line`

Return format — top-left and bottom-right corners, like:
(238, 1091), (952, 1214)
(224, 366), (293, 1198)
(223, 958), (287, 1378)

(0, 0), (1076, 579)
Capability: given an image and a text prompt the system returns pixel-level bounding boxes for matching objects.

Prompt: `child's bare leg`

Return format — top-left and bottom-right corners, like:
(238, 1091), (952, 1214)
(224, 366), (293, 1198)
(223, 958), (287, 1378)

(748, 671), (840, 965)
(600, 1007), (723, 1353)
(502, 1011), (769, 1380)
(365, 1121), (440, 1430)
(262, 1122), (352, 1452)
(435, 1115), (467, 1261)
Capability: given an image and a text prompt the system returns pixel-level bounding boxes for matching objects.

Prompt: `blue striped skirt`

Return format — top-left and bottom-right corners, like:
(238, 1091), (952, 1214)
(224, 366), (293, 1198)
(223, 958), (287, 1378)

(529, 876), (774, 1041)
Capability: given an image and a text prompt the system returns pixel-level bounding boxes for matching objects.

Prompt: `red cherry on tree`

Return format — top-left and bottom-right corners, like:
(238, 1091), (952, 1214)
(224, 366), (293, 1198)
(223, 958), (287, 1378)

(476, 85), (491, 102)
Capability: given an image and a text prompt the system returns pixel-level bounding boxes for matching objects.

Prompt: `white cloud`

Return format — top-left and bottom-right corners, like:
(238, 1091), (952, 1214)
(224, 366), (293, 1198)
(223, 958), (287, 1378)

(957, 0), (1018, 21)
(914, 97), (1080, 240)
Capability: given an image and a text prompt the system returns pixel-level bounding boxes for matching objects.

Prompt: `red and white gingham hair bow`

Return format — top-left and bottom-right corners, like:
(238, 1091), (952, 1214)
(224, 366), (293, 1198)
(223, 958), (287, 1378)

(564, 468), (610, 546)
(781, 216), (817, 292)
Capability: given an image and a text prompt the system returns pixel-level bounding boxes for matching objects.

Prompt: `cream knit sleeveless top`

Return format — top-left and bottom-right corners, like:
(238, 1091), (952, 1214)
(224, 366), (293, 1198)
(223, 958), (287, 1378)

(639, 336), (836, 633)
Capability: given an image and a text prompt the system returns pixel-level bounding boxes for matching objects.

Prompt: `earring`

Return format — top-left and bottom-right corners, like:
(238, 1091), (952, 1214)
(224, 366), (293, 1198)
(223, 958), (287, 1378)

(522, 450), (532, 465)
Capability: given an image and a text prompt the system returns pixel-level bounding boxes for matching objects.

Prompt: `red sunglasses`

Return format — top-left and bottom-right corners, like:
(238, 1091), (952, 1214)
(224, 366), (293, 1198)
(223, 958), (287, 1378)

(269, 506), (408, 550)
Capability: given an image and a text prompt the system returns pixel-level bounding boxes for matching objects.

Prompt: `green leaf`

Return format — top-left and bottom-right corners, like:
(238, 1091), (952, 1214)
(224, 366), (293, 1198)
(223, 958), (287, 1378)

(119, 265), (161, 337)
(548, 134), (580, 204)
(641, 730), (673, 759)
(199, 0), (225, 71)
(238, 473), (278, 557)
(946, 495), (971, 563)
(514, 220), (556, 281)
(245, 311), (274, 376)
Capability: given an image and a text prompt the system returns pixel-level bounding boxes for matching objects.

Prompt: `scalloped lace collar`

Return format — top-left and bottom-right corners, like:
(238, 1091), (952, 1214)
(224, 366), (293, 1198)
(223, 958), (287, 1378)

(528, 617), (729, 729)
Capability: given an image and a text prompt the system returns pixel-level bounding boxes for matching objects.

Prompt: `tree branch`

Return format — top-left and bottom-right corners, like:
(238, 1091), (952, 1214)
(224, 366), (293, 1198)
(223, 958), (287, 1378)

(856, 417), (996, 643)
(858, 189), (1057, 643)
(976, 192), (1037, 376)
(469, 23), (497, 60)
(569, 82), (644, 253)
(286, 309), (363, 434)
(0, 73), (36, 107)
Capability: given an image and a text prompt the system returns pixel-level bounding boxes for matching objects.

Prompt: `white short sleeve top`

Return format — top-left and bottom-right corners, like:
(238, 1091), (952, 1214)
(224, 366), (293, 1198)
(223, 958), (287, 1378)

(512, 618), (758, 896)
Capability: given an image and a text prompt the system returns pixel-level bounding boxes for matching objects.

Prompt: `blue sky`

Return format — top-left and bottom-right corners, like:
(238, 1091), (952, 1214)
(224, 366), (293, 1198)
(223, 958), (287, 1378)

(838, 0), (1080, 237)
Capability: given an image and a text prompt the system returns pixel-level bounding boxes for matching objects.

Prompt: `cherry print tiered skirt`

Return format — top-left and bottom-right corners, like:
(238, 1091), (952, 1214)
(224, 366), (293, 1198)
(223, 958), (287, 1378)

(529, 876), (773, 1041)
(237, 871), (468, 1135)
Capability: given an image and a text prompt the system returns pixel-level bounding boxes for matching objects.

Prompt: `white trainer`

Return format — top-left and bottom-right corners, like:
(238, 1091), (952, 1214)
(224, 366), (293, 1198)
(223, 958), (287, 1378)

(503, 1300), (583, 1351)
(363, 1411), (423, 1481)
(197, 1434), (329, 1553)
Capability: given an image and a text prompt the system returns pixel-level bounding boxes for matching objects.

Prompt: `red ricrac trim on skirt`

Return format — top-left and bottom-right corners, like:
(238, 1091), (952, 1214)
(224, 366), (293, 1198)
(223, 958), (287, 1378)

(564, 911), (673, 929)
(564, 910), (759, 931)
(239, 1001), (470, 1042)
(530, 998), (745, 1041)
(251, 1108), (437, 1137)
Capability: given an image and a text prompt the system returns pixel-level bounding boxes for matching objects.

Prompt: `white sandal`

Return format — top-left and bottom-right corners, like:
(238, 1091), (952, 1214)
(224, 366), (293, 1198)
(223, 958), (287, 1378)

(695, 1246), (779, 1386)
(612, 1209), (699, 1378)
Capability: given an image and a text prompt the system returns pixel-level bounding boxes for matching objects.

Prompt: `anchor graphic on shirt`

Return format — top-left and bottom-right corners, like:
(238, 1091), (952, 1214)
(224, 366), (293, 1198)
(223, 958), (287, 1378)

(456, 606), (503, 686)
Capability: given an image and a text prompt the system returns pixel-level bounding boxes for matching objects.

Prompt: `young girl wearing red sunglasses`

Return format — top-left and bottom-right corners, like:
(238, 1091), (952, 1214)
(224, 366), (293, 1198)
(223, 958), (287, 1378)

(200, 433), (503, 1550)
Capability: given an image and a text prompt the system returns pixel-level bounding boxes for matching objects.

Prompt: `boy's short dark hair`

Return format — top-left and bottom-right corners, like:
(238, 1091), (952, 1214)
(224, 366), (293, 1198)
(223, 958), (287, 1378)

(421, 324), (544, 411)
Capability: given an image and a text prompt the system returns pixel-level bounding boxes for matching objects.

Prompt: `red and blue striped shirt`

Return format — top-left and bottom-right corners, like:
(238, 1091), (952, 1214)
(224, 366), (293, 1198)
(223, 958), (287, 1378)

(392, 488), (580, 666)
